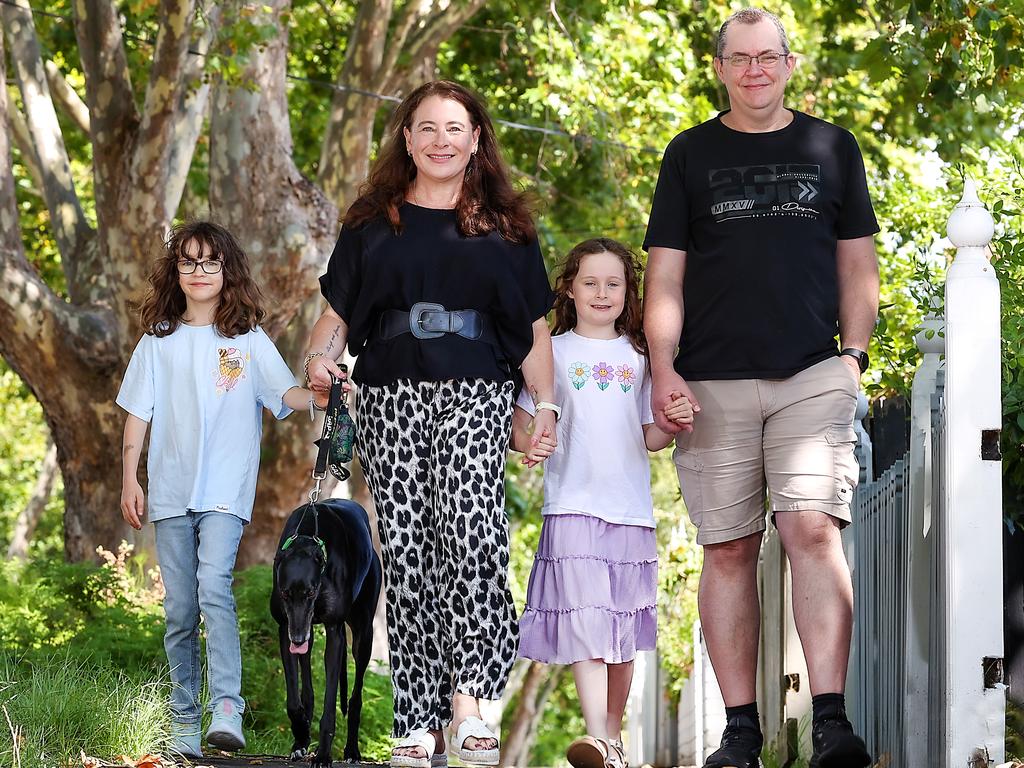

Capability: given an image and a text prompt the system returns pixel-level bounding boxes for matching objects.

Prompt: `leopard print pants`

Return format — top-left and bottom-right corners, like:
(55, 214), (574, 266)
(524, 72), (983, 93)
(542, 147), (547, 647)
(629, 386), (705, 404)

(356, 378), (520, 736)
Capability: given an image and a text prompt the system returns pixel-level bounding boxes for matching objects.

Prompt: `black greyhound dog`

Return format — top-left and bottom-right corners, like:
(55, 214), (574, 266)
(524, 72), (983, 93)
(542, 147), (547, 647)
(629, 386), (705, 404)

(271, 498), (382, 765)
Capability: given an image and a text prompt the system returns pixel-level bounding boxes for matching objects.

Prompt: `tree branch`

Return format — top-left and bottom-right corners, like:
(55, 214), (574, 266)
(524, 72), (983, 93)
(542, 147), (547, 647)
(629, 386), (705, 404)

(6, 440), (58, 560)
(317, 0), (395, 203)
(2, 0), (94, 290)
(131, 0), (200, 221)
(6, 98), (45, 193)
(373, 0), (422, 89)
(45, 59), (91, 134)
(1, 44), (117, 392)
(163, 5), (220, 218)
(381, 0), (487, 94)
(72, 0), (138, 193)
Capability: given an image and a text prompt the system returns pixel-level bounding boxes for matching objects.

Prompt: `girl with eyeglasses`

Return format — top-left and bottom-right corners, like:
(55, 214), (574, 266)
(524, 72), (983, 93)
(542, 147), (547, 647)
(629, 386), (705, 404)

(116, 221), (327, 757)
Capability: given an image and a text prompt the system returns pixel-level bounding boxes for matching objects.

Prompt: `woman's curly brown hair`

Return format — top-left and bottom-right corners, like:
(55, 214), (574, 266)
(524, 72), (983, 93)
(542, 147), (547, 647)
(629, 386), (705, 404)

(344, 80), (536, 244)
(139, 221), (266, 338)
(551, 237), (647, 356)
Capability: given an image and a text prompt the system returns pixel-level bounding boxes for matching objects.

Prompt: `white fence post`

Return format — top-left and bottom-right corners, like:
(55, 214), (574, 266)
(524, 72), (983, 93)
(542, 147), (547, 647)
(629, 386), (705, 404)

(903, 309), (944, 761)
(942, 178), (1005, 767)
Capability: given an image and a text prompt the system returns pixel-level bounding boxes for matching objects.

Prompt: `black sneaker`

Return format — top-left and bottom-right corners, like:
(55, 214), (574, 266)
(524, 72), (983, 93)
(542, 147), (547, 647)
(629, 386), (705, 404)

(703, 715), (763, 768)
(809, 716), (871, 767)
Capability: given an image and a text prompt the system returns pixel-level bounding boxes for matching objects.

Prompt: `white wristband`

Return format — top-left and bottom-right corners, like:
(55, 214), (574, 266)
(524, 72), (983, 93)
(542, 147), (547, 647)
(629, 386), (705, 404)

(535, 401), (561, 420)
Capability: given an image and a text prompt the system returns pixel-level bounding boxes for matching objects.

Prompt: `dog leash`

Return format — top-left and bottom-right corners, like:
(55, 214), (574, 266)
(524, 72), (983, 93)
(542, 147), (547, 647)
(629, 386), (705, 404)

(279, 369), (348, 570)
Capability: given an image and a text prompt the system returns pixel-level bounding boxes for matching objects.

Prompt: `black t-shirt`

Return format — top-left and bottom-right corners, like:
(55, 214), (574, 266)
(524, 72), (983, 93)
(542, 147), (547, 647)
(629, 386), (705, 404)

(319, 203), (554, 386)
(643, 110), (879, 380)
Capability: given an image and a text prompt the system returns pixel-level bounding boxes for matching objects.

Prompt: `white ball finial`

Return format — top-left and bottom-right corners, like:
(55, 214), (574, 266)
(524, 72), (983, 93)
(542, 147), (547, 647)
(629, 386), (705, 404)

(946, 177), (994, 249)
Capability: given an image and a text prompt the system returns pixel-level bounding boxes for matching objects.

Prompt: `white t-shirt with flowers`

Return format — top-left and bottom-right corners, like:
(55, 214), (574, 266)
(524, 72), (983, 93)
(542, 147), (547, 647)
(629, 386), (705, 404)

(516, 330), (656, 528)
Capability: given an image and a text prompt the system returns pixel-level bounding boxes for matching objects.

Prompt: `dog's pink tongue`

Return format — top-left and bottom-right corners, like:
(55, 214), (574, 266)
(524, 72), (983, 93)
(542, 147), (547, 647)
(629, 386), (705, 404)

(289, 640), (309, 655)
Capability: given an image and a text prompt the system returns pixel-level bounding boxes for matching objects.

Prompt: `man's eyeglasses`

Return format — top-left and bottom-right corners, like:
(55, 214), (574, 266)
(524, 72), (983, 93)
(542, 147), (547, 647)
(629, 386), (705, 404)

(177, 258), (223, 275)
(721, 51), (788, 69)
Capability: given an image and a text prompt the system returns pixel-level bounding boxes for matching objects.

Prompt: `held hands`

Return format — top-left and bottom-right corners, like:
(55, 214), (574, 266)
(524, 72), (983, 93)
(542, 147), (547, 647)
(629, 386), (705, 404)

(121, 479), (145, 530)
(523, 408), (557, 467)
(312, 389), (330, 410)
(652, 369), (701, 434)
(664, 392), (695, 428)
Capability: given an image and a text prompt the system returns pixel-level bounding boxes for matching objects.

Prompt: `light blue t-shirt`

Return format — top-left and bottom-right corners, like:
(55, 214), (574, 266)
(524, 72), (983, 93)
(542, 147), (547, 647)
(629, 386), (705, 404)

(116, 324), (297, 523)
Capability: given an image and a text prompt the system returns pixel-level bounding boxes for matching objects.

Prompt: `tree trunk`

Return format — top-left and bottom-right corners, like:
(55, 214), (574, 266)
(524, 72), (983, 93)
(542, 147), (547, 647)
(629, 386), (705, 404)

(1, 0), (483, 564)
(207, 1), (339, 566)
(7, 440), (58, 559)
(521, 667), (565, 763)
(500, 661), (549, 768)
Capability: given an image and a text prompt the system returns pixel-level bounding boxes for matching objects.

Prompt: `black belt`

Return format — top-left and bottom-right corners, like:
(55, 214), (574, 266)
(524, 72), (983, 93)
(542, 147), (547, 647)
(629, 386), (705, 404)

(373, 302), (499, 345)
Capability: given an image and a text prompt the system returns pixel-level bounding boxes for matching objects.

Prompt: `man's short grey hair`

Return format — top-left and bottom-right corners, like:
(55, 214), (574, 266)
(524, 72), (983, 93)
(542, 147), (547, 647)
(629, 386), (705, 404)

(716, 8), (791, 58)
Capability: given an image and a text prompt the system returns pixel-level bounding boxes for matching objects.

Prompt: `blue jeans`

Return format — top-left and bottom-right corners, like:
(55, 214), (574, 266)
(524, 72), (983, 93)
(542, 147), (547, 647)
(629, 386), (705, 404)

(154, 511), (245, 725)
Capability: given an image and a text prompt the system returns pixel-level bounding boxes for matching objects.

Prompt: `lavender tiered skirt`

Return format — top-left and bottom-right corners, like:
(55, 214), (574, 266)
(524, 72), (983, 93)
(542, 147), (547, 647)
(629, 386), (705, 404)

(518, 514), (658, 665)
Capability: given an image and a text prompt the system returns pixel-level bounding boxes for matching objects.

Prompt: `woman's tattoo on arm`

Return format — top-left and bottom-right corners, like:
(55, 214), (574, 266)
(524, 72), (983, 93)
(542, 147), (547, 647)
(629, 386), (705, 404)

(325, 324), (342, 355)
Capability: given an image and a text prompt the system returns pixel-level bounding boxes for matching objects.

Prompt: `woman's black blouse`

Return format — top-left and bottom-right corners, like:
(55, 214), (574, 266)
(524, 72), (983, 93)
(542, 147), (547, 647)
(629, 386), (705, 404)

(319, 203), (554, 386)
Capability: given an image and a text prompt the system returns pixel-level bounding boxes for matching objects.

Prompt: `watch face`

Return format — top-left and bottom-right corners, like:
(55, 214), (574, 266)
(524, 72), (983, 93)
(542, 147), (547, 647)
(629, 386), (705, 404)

(842, 349), (869, 372)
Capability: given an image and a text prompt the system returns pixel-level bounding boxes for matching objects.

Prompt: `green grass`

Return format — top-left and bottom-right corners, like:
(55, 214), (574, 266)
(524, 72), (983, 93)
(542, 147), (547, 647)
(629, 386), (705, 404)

(0, 652), (172, 768)
(0, 555), (396, 764)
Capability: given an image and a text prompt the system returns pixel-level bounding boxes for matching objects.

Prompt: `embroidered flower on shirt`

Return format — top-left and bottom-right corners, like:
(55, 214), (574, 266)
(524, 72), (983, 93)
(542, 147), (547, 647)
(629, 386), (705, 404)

(616, 364), (636, 392)
(592, 362), (614, 391)
(569, 361), (589, 390)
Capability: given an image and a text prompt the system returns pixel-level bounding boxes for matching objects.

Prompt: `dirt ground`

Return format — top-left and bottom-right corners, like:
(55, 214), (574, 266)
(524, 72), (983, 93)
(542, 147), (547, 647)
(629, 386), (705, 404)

(175, 755), (383, 768)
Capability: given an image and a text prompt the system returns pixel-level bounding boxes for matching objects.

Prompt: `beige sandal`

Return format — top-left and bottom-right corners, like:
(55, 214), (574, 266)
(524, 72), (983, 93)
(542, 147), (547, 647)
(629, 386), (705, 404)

(608, 738), (627, 768)
(566, 736), (611, 768)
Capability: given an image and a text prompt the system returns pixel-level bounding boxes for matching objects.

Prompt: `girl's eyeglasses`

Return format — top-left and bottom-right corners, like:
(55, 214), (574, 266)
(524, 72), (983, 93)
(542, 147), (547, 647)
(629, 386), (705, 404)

(177, 258), (223, 275)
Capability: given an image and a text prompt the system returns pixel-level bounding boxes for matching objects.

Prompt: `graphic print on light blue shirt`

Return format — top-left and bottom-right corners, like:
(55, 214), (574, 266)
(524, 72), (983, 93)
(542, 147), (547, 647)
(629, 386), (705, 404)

(116, 324), (297, 523)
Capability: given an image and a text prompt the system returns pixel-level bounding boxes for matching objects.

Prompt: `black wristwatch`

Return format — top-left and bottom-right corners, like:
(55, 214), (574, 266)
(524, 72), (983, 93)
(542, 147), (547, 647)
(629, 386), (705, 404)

(840, 347), (870, 373)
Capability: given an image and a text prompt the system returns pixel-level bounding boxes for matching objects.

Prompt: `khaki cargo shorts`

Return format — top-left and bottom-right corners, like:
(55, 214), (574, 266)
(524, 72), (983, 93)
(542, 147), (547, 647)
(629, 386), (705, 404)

(673, 355), (860, 545)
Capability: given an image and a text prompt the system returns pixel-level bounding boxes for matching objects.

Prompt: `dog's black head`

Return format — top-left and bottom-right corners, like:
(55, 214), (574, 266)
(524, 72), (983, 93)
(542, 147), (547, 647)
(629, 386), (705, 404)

(273, 535), (327, 655)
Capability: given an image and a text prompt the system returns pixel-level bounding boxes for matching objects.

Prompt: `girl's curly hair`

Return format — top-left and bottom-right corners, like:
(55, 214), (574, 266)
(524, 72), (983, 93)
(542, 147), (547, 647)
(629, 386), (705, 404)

(139, 221), (266, 338)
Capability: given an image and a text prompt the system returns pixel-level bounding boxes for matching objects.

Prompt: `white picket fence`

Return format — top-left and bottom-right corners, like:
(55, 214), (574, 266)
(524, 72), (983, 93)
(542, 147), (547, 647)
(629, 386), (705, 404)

(630, 181), (1006, 767)
(847, 179), (1005, 768)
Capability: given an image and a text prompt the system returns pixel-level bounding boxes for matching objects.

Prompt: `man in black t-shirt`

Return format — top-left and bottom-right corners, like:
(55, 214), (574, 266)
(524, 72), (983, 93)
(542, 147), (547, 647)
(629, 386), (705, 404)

(642, 8), (877, 768)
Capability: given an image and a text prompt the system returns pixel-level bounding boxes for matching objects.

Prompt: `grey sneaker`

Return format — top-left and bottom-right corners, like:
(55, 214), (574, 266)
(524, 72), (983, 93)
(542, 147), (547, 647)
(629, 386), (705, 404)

(206, 700), (246, 751)
(168, 721), (203, 759)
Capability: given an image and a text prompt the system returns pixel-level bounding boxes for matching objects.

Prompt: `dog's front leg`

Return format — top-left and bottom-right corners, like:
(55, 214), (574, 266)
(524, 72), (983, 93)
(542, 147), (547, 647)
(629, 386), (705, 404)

(280, 625), (311, 759)
(314, 623), (345, 766)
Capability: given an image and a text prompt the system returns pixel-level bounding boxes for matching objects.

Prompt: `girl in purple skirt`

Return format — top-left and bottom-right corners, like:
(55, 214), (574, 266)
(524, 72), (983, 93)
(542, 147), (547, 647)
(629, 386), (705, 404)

(511, 238), (694, 768)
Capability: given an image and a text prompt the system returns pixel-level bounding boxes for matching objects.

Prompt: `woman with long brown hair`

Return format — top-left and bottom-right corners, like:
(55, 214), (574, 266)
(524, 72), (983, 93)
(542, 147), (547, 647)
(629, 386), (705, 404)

(304, 81), (557, 768)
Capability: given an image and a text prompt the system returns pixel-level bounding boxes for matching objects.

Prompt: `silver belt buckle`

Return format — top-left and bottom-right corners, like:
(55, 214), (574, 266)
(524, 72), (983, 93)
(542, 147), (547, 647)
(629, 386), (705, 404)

(409, 302), (446, 339)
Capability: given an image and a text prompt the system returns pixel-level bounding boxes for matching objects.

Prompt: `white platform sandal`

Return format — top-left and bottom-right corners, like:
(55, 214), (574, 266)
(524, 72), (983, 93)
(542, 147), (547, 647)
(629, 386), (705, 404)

(392, 728), (447, 768)
(452, 716), (500, 766)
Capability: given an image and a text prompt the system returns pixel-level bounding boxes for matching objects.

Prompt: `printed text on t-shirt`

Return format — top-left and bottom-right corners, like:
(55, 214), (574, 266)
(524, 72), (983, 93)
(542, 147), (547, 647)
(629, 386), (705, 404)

(709, 164), (822, 223)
